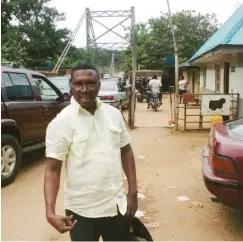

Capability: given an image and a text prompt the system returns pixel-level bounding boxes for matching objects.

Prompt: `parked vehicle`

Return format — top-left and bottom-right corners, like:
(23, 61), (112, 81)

(98, 80), (129, 111)
(1, 67), (70, 186)
(203, 118), (243, 210)
(49, 76), (71, 97)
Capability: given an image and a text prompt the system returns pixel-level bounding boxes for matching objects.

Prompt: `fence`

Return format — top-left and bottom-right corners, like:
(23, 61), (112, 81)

(175, 92), (240, 131)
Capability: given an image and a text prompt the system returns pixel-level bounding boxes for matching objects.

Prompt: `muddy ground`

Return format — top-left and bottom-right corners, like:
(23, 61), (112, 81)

(2, 95), (243, 241)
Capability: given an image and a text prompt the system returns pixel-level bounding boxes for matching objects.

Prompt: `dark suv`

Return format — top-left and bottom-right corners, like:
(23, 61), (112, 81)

(1, 67), (70, 186)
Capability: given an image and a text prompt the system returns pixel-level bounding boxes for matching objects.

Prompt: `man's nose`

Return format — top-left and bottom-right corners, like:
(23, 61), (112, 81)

(80, 84), (88, 91)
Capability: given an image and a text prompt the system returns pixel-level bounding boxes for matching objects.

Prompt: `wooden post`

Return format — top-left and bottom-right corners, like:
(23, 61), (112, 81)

(128, 7), (137, 129)
(199, 115), (203, 129)
(184, 102), (186, 131)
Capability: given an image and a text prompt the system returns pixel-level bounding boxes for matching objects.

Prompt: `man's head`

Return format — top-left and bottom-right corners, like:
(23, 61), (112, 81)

(152, 74), (157, 79)
(71, 63), (100, 110)
(181, 75), (184, 80)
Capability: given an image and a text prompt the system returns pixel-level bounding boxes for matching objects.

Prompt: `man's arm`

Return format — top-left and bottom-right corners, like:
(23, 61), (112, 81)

(44, 158), (62, 218)
(121, 144), (137, 195)
(119, 111), (138, 216)
(121, 144), (138, 217)
(44, 121), (77, 233)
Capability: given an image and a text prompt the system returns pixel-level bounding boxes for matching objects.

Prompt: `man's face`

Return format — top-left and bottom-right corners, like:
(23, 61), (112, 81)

(71, 69), (100, 109)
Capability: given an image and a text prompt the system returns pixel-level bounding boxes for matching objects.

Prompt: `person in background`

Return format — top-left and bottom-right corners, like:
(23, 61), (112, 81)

(178, 76), (188, 103)
(44, 63), (138, 241)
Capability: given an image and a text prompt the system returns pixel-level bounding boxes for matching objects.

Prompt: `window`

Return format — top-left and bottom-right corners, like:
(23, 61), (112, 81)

(215, 64), (220, 92)
(100, 82), (116, 91)
(49, 77), (71, 94)
(32, 76), (59, 101)
(2, 72), (34, 100)
(226, 118), (243, 141)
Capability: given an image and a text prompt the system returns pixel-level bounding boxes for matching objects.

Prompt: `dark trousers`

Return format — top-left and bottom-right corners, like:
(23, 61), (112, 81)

(179, 89), (185, 103)
(66, 209), (132, 241)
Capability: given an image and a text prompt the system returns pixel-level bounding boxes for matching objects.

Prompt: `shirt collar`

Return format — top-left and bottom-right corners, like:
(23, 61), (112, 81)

(70, 96), (102, 114)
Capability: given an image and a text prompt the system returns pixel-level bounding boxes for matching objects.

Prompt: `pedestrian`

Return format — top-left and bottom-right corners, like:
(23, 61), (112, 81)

(44, 63), (138, 241)
(178, 76), (188, 103)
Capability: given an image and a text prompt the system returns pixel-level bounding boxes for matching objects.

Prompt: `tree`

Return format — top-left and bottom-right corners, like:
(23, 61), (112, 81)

(1, 0), (70, 67)
(122, 10), (219, 71)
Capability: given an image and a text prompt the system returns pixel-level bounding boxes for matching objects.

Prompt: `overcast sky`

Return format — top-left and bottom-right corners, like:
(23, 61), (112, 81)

(50, 0), (243, 48)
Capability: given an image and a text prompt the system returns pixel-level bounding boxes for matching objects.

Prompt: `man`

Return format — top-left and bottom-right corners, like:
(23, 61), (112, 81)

(44, 63), (138, 241)
(178, 76), (188, 103)
(149, 75), (162, 105)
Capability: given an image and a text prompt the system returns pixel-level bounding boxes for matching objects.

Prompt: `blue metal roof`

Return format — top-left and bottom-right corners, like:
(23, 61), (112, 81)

(189, 4), (243, 62)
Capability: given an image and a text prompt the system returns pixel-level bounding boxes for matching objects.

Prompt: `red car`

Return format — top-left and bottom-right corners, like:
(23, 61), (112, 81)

(203, 118), (243, 210)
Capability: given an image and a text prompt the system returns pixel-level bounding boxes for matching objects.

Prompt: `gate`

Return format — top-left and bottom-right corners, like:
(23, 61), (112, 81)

(175, 93), (240, 131)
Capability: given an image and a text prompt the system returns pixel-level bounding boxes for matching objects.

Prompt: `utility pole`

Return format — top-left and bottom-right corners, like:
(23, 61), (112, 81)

(111, 52), (115, 76)
(129, 6), (137, 129)
(166, 0), (179, 130)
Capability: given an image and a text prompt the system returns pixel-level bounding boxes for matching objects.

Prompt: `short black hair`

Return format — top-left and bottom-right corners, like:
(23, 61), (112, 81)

(152, 74), (157, 79)
(71, 63), (99, 80)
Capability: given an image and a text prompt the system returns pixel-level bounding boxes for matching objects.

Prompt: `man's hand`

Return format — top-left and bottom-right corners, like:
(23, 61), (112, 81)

(125, 193), (138, 217)
(47, 214), (77, 234)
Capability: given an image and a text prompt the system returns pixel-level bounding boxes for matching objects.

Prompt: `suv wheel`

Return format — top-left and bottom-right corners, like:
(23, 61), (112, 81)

(1, 135), (22, 186)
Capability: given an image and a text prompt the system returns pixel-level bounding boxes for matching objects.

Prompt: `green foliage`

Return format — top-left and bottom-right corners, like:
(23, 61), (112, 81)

(122, 10), (219, 72)
(1, 0), (70, 67)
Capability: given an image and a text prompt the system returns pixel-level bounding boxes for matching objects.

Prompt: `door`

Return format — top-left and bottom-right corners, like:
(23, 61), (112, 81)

(32, 75), (65, 136)
(2, 72), (43, 144)
(192, 72), (195, 93)
(224, 62), (230, 94)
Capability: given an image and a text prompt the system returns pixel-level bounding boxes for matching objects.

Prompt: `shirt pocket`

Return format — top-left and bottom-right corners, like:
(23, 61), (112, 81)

(109, 126), (122, 149)
(70, 133), (89, 157)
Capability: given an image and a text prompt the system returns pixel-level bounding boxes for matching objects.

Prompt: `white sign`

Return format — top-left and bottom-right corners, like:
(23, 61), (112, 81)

(201, 95), (231, 115)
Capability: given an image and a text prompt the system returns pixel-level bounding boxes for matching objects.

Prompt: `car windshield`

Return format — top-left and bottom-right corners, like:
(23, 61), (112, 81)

(100, 82), (116, 91)
(226, 118), (243, 141)
(49, 77), (70, 93)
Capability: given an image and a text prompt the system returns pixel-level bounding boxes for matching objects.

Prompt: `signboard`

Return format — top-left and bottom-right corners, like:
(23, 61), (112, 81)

(201, 95), (231, 116)
(166, 56), (175, 65)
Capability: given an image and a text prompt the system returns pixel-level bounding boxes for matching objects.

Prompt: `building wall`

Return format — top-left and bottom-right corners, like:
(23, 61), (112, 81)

(205, 63), (216, 91)
(199, 53), (243, 117)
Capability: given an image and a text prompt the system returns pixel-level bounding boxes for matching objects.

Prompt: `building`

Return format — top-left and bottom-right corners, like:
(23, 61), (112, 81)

(179, 62), (200, 93)
(188, 4), (243, 117)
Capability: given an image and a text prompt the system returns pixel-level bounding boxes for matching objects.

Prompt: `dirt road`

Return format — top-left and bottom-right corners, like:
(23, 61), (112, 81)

(2, 95), (243, 241)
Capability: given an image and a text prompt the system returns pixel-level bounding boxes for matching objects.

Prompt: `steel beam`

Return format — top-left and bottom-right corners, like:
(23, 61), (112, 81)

(91, 17), (129, 42)
(90, 10), (131, 18)
(90, 16), (130, 44)
(86, 8), (137, 128)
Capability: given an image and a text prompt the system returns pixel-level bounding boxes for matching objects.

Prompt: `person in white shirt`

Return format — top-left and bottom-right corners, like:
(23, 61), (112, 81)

(149, 75), (162, 106)
(178, 76), (188, 103)
(44, 63), (138, 241)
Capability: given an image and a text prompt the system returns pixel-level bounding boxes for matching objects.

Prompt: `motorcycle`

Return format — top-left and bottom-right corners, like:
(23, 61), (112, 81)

(137, 89), (145, 103)
(151, 92), (160, 111)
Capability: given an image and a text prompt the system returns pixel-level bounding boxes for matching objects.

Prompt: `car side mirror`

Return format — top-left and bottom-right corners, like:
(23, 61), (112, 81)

(63, 92), (70, 101)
